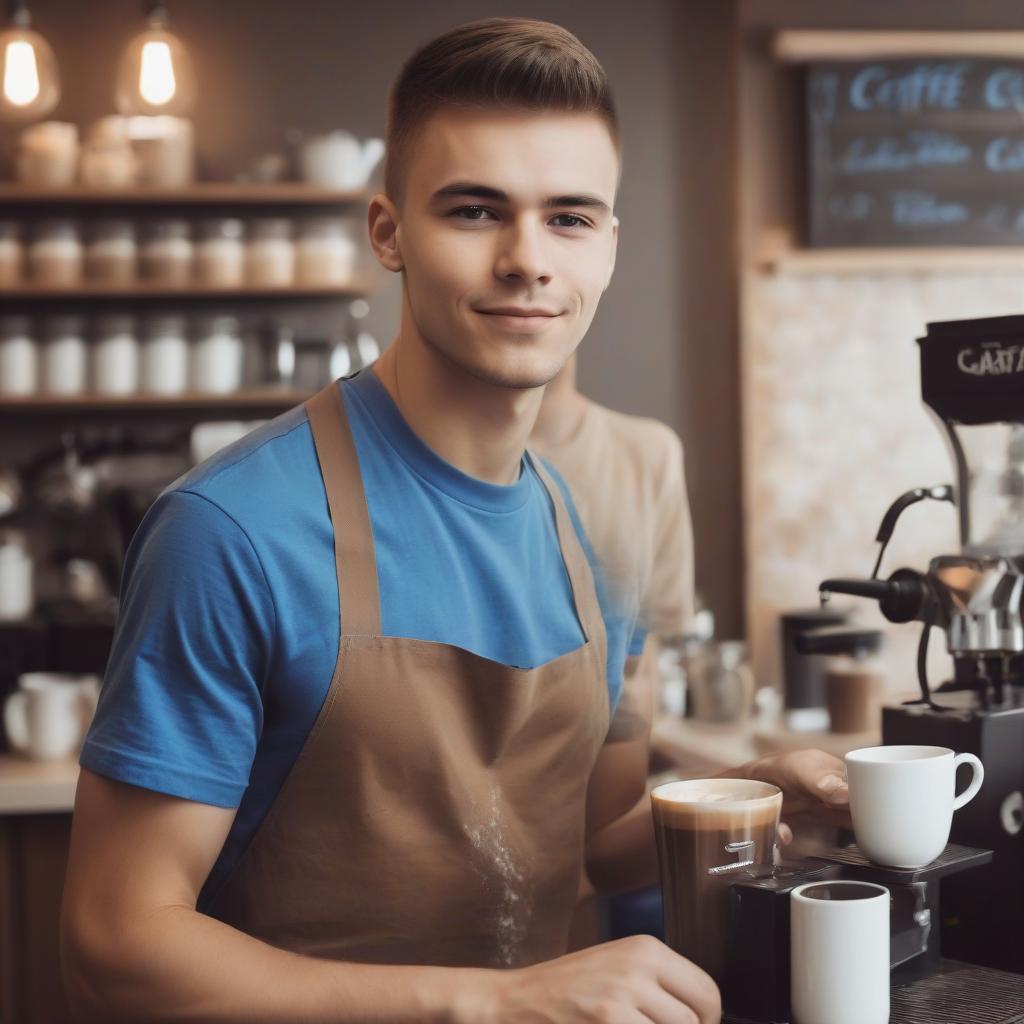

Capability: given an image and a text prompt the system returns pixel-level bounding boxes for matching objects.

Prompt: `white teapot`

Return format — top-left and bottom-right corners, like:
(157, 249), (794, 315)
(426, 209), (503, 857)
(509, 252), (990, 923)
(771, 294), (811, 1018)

(299, 131), (385, 190)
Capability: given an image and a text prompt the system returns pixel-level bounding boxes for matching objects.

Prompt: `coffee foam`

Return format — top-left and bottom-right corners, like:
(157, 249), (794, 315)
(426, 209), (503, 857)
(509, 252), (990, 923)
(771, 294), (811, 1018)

(651, 779), (782, 829)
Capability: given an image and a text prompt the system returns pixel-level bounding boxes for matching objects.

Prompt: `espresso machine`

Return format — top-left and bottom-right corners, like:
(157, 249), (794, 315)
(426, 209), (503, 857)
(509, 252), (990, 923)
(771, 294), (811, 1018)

(810, 314), (1024, 976)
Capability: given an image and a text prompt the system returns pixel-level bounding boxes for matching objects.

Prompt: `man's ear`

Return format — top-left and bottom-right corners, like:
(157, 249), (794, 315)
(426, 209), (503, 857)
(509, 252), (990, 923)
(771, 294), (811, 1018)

(368, 193), (404, 273)
(605, 216), (619, 289)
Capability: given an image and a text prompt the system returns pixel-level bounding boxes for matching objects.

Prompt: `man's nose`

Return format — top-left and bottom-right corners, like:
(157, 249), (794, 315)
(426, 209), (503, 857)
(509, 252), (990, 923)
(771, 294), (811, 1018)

(493, 218), (554, 286)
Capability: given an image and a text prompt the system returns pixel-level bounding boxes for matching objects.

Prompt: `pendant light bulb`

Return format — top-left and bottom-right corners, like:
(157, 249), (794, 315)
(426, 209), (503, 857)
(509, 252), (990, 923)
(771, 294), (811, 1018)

(116, 2), (195, 115)
(0, 3), (60, 122)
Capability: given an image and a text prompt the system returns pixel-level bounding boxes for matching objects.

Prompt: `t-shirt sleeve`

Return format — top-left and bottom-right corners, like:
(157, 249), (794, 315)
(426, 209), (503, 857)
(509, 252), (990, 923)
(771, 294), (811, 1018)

(642, 428), (695, 638)
(80, 488), (276, 808)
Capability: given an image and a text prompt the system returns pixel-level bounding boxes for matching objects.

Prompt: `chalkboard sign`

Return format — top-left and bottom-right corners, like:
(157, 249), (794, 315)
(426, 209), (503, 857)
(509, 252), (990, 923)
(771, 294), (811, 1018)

(808, 58), (1024, 247)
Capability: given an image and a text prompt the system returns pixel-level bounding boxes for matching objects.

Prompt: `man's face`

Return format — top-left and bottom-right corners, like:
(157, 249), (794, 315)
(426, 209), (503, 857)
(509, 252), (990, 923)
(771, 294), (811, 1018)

(386, 107), (619, 390)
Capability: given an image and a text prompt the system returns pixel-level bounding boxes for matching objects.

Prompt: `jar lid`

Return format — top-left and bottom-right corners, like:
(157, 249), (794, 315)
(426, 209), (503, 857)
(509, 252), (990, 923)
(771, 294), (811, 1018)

(44, 314), (85, 337)
(0, 315), (31, 337)
(195, 314), (240, 335)
(88, 219), (136, 240)
(796, 626), (884, 657)
(94, 314), (136, 337)
(145, 219), (191, 239)
(249, 218), (293, 239)
(200, 218), (245, 240)
(33, 219), (79, 239)
(143, 314), (187, 337)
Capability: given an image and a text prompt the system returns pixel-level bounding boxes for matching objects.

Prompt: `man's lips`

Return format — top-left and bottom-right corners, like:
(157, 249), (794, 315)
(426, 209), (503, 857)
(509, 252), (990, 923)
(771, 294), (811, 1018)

(475, 309), (563, 332)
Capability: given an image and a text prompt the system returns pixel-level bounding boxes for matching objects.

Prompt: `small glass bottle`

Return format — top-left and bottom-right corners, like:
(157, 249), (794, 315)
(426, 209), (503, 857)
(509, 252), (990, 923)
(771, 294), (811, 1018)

(93, 314), (138, 395)
(140, 219), (193, 286)
(193, 315), (243, 394)
(42, 315), (87, 395)
(296, 217), (357, 287)
(140, 314), (189, 395)
(0, 315), (37, 396)
(246, 218), (295, 287)
(195, 219), (245, 287)
(0, 221), (25, 287)
(86, 219), (137, 286)
(29, 219), (83, 287)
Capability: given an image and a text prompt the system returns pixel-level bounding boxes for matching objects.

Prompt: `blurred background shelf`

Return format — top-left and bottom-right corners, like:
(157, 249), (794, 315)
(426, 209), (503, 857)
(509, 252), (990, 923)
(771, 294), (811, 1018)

(0, 184), (367, 206)
(0, 390), (311, 421)
(0, 281), (373, 300)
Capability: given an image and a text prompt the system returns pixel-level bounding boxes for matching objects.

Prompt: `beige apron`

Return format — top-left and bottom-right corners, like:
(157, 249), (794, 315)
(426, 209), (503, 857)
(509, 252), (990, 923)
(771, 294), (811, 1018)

(208, 379), (610, 968)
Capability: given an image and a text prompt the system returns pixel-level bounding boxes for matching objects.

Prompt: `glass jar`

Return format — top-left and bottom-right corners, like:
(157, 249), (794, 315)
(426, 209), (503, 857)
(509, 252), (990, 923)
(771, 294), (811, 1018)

(140, 219), (193, 286)
(810, 627), (887, 734)
(86, 220), (137, 286)
(140, 315), (189, 395)
(195, 219), (245, 287)
(193, 315), (242, 394)
(296, 217), (357, 287)
(29, 219), (83, 287)
(0, 315), (37, 396)
(0, 221), (24, 287)
(246, 218), (295, 287)
(42, 315), (87, 395)
(93, 315), (138, 395)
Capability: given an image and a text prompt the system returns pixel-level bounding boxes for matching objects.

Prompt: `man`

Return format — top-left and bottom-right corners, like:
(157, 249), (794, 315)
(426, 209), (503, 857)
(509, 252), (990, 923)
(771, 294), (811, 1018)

(61, 18), (849, 1024)
(531, 353), (695, 947)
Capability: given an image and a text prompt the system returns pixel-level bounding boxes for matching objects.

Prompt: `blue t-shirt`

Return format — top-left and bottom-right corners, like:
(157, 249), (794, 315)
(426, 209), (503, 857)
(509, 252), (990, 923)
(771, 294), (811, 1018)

(81, 369), (643, 909)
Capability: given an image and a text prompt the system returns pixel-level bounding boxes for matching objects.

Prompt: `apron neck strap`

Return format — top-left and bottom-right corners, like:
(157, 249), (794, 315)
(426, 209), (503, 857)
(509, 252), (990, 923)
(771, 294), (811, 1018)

(306, 380), (382, 637)
(527, 452), (605, 645)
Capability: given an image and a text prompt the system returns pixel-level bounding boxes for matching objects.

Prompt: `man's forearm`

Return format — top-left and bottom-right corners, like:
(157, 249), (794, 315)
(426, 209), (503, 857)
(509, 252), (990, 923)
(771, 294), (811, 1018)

(585, 792), (659, 896)
(63, 904), (490, 1024)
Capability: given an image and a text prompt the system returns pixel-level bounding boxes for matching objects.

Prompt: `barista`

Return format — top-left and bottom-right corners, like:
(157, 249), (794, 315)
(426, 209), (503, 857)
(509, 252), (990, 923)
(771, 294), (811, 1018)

(61, 18), (850, 1023)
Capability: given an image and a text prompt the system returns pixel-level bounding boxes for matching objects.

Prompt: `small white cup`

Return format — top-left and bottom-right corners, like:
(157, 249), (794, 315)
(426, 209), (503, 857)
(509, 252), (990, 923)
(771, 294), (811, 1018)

(791, 880), (890, 1024)
(845, 744), (984, 868)
(3, 673), (90, 760)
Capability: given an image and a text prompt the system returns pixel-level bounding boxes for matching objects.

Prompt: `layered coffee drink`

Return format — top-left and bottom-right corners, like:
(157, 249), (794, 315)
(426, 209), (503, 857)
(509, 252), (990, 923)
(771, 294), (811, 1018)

(651, 779), (782, 984)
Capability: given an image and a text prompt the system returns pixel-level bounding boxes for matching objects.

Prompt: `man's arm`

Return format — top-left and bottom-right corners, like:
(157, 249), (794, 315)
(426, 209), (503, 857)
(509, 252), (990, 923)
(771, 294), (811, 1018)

(62, 768), (721, 1024)
(61, 769), (481, 1024)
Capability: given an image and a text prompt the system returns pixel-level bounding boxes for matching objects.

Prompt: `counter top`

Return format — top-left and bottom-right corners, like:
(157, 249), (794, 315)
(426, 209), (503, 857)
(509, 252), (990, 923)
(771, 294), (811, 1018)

(0, 753), (78, 815)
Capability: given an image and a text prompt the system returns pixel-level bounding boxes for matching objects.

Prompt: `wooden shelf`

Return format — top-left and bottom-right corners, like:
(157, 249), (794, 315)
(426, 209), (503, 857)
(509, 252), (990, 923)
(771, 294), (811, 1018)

(0, 390), (311, 413)
(764, 246), (1024, 275)
(0, 281), (371, 300)
(0, 183), (367, 205)
(774, 30), (1024, 62)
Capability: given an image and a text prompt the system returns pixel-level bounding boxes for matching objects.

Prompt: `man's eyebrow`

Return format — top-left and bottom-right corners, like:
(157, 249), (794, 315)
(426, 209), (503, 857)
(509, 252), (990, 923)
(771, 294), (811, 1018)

(430, 182), (611, 214)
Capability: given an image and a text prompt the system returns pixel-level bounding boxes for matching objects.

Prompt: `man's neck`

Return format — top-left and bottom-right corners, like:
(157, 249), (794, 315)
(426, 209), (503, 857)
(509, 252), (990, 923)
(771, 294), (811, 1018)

(530, 357), (589, 450)
(373, 326), (543, 487)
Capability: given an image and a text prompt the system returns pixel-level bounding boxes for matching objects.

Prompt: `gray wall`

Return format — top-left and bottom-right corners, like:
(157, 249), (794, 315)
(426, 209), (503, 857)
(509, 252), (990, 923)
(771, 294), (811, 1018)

(3, 0), (745, 636)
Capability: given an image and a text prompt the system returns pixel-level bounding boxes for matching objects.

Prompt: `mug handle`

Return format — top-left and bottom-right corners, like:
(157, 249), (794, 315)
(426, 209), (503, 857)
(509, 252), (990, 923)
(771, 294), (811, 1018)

(953, 752), (985, 810)
(3, 691), (28, 753)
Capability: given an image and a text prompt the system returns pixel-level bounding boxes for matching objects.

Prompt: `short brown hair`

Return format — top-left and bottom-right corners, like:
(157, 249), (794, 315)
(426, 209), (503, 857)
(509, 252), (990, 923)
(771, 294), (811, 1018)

(385, 17), (620, 203)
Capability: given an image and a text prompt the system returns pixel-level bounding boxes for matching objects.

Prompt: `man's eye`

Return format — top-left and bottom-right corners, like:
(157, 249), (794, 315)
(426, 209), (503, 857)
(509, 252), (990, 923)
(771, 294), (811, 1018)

(451, 206), (495, 221)
(551, 214), (590, 229)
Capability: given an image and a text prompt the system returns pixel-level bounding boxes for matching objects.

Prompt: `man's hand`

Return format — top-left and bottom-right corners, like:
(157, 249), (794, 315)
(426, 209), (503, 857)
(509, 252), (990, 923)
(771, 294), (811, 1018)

(721, 749), (853, 845)
(466, 935), (721, 1024)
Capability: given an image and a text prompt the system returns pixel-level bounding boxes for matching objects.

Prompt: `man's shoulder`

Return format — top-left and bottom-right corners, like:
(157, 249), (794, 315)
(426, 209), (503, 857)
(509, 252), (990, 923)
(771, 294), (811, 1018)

(165, 403), (317, 517)
(584, 398), (682, 456)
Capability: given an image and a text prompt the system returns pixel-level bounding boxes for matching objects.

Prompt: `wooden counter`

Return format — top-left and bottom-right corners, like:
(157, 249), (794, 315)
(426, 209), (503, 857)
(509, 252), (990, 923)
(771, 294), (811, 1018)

(0, 754), (78, 815)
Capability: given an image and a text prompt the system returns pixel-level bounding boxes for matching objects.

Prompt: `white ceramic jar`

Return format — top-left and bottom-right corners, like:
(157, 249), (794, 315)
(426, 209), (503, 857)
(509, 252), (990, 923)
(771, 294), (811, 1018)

(140, 219), (193, 286)
(41, 315), (87, 395)
(140, 314), (189, 394)
(0, 221), (25, 287)
(246, 218), (295, 287)
(29, 220), (83, 287)
(0, 531), (33, 621)
(0, 315), (38, 396)
(86, 219), (137, 285)
(196, 219), (245, 287)
(296, 217), (357, 287)
(193, 315), (243, 393)
(93, 314), (138, 395)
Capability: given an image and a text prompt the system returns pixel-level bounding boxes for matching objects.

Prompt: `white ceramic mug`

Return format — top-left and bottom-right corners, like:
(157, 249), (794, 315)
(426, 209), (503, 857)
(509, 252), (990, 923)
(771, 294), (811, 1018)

(845, 745), (985, 868)
(3, 673), (90, 760)
(791, 880), (890, 1024)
